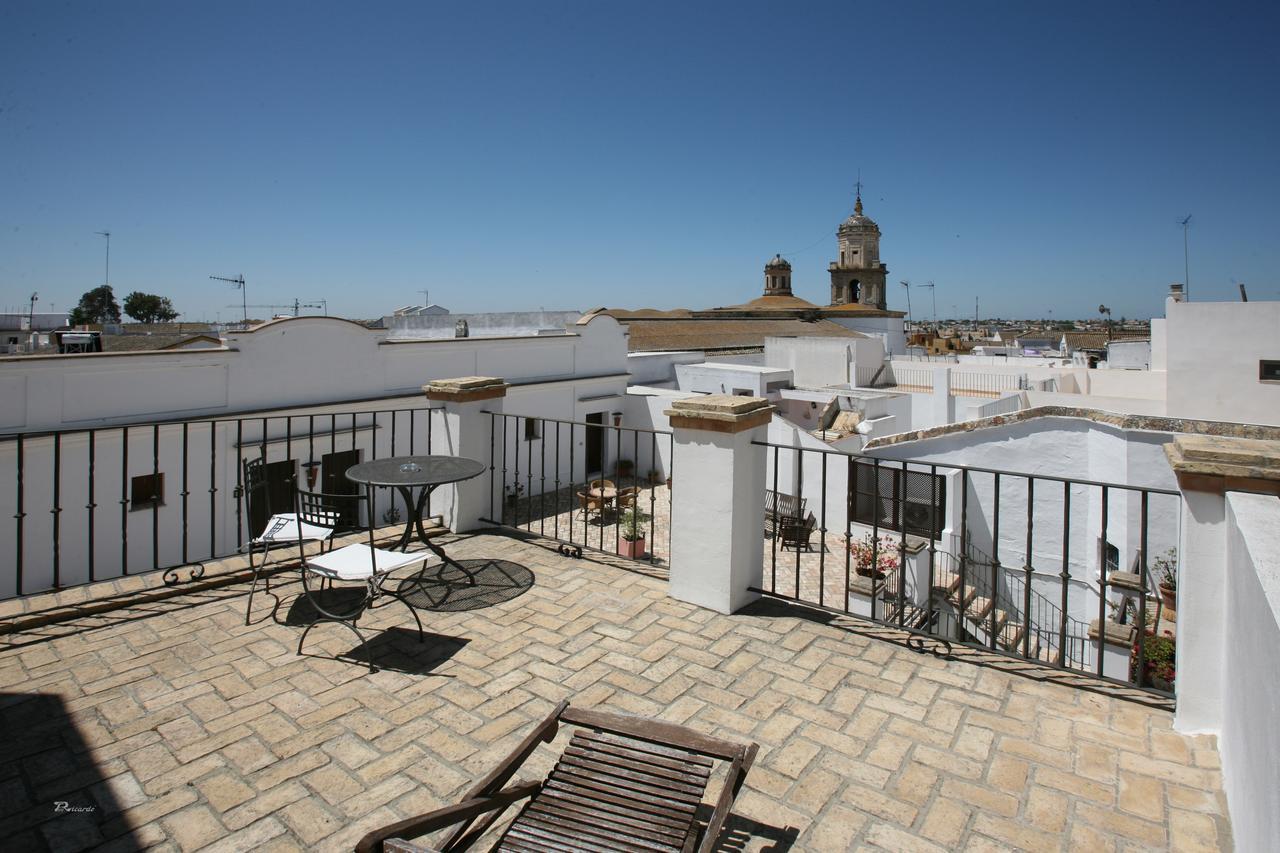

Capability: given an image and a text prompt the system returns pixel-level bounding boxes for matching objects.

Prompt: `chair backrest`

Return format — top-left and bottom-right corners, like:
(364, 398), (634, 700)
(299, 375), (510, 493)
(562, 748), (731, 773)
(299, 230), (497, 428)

(243, 456), (297, 535)
(590, 478), (615, 491)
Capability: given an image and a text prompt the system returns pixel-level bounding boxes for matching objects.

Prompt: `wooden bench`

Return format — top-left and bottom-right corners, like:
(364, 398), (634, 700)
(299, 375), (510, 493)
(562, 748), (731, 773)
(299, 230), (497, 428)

(763, 489), (807, 538)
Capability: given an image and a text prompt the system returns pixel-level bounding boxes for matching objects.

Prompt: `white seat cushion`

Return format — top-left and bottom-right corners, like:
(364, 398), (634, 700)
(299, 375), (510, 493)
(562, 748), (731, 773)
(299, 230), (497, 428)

(253, 513), (335, 545)
(306, 544), (435, 581)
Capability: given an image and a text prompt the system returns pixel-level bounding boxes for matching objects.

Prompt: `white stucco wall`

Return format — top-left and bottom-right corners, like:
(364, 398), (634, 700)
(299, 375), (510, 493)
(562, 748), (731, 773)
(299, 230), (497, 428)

(825, 315), (907, 355)
(0, 314), (629, 433)
(1220, 491), (1280, 853)
(626, 351), (705, 387)
(1165, 298), (1280, 426)
(674, 363), (791, 397)
(765, 336), (884, 389)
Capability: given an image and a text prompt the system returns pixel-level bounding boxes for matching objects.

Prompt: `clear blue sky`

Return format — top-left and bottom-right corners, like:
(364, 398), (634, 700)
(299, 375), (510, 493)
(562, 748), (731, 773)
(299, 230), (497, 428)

(2, 1), (1277, 322)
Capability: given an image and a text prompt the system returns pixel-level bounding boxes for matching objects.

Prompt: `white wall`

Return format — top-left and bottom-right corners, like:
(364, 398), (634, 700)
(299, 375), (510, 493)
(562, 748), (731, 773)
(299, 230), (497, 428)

(674, 363), (791, 396)
(1105, 340), (1151, 370)
(825, 315), (906, 355)
(0, 314), (630, 433)
(626, 351), (704, 387)
(765, 336), (884, 388)
(1220, 492), (1280, 853)
(1165, 297), (1280, 426)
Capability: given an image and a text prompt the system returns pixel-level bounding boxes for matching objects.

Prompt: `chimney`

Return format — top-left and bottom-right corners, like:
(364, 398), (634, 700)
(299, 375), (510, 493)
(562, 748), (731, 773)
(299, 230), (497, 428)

(1168, 283), (1185, 303)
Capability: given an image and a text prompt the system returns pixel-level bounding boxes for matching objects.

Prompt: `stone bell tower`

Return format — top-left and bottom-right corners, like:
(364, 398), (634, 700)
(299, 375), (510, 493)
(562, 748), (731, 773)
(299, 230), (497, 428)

(763, 254), (792, 297)
(829, 190), (888, 309)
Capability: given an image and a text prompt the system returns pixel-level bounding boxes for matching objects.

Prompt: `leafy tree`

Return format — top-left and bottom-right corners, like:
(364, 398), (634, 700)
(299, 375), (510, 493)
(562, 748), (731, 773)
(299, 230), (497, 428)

(123, 291), (179, 324)
(69, 285), (121, 325)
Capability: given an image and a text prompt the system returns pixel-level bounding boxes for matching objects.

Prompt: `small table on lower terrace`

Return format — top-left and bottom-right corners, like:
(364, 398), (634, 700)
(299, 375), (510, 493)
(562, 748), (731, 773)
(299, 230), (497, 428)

(346, 455), (486, 581)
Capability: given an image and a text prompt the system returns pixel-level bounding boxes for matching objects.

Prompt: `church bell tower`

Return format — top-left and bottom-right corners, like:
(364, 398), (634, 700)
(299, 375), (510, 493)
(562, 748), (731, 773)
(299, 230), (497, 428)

(828, 188), (888, 309)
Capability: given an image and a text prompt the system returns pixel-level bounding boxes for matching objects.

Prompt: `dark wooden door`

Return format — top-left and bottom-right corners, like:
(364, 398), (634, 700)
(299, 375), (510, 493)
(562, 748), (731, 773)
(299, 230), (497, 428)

(321, 449), (362, 529)
(248, 459), (296, 535)
(584, 413), (605, 476)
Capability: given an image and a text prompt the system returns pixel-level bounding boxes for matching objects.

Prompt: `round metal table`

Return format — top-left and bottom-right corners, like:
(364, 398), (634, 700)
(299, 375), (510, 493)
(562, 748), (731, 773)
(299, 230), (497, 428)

(346, 455), (486, 567)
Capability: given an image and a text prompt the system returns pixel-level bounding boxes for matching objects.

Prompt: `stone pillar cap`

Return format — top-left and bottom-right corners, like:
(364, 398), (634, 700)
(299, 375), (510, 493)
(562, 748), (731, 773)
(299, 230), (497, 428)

(1164, 434), (1280, 496)
(665, 394), (774, 434)
(423, 376), (509, 402)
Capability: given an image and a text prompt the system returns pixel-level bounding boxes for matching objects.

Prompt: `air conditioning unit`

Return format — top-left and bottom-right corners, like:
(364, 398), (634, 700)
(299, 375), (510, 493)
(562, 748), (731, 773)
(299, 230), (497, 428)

(903, 502), (932, 531)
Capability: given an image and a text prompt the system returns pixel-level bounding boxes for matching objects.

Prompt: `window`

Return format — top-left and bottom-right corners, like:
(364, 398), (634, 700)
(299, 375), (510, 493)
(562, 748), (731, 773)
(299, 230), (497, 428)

(850, 461), (945, 539)
(523, 417), (540, 441)
(130, 473), (165, 510)
(1260, 360), (1280, 382)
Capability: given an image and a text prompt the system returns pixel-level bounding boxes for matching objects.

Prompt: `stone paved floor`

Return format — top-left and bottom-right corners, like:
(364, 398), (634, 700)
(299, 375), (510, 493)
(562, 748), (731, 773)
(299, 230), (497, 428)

(0, 531), (1230, 852)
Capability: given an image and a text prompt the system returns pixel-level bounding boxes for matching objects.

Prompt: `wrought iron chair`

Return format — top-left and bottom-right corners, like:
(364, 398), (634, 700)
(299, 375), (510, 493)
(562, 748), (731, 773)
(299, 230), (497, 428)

(294, 486), (431, 672)
(355, 699), (758, 853)
(241, 457), (334, 625)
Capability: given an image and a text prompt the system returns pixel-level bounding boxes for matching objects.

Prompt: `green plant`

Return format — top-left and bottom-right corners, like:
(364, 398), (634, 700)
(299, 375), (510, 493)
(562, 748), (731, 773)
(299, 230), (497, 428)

(1131, 629), (1176, 687)
(1152, 547), (1177, 590)
(619, 507), (650, 541)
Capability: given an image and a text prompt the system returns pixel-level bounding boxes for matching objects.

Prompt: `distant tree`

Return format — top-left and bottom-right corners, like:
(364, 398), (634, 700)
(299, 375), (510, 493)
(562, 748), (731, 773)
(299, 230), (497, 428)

(69, 285), (121, 325)
(123, 292), (179, 324)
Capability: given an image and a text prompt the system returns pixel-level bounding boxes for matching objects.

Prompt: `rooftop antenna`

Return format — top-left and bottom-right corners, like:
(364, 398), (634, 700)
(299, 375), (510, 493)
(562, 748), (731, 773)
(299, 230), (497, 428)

(418, 288), (430, 307)
(1178, 215), (1192, 300)
(28, 292), (38, 330)
(95, 231), (111, 286)
(920, 281), (936, 324)
(210, 274), (247, 324)
(899, 280), (912, 328)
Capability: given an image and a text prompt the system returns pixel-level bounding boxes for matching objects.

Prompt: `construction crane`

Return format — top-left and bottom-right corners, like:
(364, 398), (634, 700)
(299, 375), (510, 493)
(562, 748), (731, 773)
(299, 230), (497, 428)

(211, 274), (247, 324)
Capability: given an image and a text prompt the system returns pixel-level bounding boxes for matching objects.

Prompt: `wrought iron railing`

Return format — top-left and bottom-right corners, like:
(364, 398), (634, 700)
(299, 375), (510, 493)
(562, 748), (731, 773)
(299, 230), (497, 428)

(1, 405), (441, 599)
(482, 413), (673, 566)
(751, 440), (1180, 697)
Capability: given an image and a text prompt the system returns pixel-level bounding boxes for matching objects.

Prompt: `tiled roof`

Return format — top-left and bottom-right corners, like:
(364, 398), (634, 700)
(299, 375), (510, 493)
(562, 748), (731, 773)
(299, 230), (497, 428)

(1061, 331), (1148, 351)
(622, 318), (863, 352)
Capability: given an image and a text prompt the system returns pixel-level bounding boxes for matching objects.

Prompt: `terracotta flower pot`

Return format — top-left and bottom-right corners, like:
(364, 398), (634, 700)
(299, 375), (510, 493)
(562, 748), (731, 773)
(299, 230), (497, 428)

(619, 537), (646, 559)
(1159, 582), (1177, 613)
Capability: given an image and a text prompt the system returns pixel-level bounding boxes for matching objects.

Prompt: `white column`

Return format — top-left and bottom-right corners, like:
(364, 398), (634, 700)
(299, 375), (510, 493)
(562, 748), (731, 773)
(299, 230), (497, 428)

(666, 396), (774, 614)
(1164, 435), (1280, 734)
(932, 366), (953, 427)
(423, 376), (507, 534)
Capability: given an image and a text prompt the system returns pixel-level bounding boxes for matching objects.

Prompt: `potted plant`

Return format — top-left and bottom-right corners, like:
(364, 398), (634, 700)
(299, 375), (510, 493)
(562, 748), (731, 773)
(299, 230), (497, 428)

(1153, 547), (1177, 613)
(618, 507), (650, 559)
(617, 459), (634, 478)
(1130, 629), (1176, 691)
(847, 533), (900, 579)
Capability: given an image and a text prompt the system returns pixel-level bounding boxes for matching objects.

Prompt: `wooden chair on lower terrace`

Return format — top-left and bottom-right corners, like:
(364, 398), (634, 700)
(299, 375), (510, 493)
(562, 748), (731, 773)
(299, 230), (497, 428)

(355, 700), (758, 853)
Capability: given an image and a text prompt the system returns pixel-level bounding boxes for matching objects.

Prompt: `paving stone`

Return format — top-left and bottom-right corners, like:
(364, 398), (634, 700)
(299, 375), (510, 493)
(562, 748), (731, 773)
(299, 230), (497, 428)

(0, 531), (1230, 852)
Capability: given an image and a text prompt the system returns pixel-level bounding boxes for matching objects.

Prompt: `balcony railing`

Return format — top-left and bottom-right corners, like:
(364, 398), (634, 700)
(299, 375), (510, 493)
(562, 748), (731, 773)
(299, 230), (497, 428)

(1, 404), (441, 599)
(482, 412), (674, 566)
(753, 440), (1181, 697)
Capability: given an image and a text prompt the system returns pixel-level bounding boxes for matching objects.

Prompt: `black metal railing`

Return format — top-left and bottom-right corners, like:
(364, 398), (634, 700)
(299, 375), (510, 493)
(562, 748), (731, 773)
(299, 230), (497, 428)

(751, 440), (1181, 698)
(1, 405), (441, 600)
(482, 412), (673, 566)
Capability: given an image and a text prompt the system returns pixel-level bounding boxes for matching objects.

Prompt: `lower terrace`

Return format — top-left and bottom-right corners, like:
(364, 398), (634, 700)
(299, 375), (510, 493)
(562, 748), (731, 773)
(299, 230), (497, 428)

(0, 529), (1230, 852)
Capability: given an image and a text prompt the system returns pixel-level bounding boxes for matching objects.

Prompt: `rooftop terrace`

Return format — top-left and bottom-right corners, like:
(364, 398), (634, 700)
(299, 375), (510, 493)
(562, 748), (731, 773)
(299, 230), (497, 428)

(1, 530), (1230, 851)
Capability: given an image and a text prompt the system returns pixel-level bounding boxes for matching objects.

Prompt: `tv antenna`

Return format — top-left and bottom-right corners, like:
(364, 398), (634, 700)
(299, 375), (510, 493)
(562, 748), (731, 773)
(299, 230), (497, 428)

(210, 274), (247, 324)
(95, 231), (111, 286)
(1177, 215), (1192, 300)
(418, 288), (430, 307)
(920, 281), (936, 324)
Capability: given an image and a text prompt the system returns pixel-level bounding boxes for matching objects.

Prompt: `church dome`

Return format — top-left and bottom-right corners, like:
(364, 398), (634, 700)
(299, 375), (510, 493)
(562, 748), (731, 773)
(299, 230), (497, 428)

(839, 196), (879, 231)
(765, 254), (791, 269)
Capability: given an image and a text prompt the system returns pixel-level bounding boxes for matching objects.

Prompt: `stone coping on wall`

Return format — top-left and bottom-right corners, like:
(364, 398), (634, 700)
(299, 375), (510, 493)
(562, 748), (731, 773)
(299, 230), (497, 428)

(862, 405), (1280, 451)
(422, 376), (510, 402)
(664, 394), (774, 434)
(1164, 434), (1280, 496)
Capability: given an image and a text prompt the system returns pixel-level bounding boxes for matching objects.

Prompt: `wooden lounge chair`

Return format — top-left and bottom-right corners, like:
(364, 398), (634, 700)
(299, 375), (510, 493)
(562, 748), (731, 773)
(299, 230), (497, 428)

(355, 700), (758, 853)
(762, 489), (806, 539)
(779, 511), (817, 552)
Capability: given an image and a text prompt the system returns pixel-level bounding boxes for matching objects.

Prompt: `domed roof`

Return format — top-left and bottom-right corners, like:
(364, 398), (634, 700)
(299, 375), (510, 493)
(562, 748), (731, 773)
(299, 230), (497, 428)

(839, 196), (879, 231)
(765, 253), (791, 269)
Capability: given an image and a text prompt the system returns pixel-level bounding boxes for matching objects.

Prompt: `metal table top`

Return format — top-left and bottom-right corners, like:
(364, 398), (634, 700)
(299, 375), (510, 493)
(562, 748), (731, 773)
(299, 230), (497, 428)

(345, 455), (486, 488)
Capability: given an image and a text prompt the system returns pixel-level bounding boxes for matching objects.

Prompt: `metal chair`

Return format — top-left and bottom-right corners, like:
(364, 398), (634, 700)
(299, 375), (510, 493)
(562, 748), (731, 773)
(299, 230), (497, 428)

(294, 486), (432, 672)
(241, 457), (333, 625)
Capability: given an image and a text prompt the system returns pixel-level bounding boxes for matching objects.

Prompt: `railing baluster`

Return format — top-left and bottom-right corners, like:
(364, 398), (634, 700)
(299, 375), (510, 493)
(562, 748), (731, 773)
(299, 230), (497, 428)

(14, 434), (23, 596)
(425, 409), (433, 516)
(1058, 481), (1071, 668)
(795, 448), (803, 599)
(503, 416), (511, 526)
(567, 420), (575, 547)
(1023, 477), (1034, 660)
(958, 469), (968, 630)
(152, 424), (160, 572)
(553, 421), (561, 542)
(120, 426), (129, 576)
(1097, 486), (1110, 678)
(87, 430), (96, 582)
(1136, 491), (1150, 688)
(209, 421), (217, 560)
(488, 412), (496, 522)
(649, 433), (658, 564)
(52, 433), (61, 589)
(818, 453), (827, 608)
(181, 423), (190, 566)
(871, 458), (880, 622)
(845, 456), (852, 611)
(770, 446), (779, 592)
(990, 472), (1001, 650)
(926, 464), (938, 635)
(897, 460), (907, 628)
